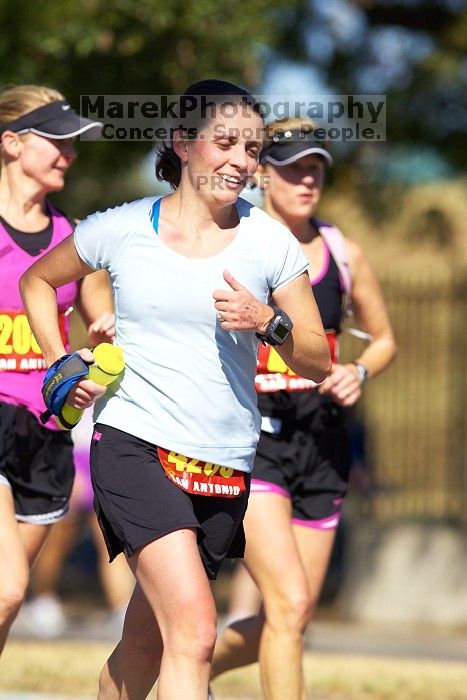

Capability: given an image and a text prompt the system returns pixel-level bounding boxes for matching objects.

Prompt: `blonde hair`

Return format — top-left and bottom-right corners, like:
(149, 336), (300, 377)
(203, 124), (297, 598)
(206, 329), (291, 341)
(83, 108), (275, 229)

(0, 84), (65, 170)
(0, 84), (64, 128)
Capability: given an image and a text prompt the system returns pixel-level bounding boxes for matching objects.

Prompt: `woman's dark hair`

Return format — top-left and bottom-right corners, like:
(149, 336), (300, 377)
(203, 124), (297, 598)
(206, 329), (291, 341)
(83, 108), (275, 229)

(155, 79), (263, 190)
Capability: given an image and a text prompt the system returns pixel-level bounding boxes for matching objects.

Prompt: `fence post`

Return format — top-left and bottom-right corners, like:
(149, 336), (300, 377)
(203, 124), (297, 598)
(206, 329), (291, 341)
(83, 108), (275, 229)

(448, 272), (467, 524)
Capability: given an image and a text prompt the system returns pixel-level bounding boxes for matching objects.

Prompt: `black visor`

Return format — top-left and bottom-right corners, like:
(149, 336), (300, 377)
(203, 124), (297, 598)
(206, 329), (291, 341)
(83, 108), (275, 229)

(260, 127), (333, 167)
(0, 100), (102, 139)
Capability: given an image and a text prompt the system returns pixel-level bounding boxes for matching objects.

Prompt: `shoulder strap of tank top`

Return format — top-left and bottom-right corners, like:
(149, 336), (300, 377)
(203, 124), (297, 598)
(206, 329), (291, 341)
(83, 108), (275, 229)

(314, 219), (352, 314)
(314, 219), (373, 342)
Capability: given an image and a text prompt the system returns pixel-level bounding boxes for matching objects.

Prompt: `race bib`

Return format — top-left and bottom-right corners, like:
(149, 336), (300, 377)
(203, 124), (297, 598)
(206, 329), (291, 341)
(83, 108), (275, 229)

(157, 447), (247, 498)
(255, 330), (338, 393)
(0, 310), (67, 372)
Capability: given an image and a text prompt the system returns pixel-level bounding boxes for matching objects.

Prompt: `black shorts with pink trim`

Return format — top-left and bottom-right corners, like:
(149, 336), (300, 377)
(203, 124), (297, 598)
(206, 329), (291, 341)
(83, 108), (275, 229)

(252, 392), (351, 530)
(0, 402), (74, 524)
(90, 424), (250, 579)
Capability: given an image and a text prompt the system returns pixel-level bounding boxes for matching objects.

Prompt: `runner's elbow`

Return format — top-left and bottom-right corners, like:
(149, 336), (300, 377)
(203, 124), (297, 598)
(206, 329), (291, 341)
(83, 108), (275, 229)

(293, 339), (332, 383)
(310, 356), (332, 383)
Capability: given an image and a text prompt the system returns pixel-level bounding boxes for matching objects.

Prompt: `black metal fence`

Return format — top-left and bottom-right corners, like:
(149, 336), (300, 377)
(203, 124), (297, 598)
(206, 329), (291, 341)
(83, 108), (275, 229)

(342, 273), (467, 522)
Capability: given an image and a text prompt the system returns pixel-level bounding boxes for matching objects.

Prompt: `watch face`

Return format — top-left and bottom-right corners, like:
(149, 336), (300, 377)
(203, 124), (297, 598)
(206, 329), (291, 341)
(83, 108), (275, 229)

(261, 308), (293, 346)
(273, 322), (289, 341)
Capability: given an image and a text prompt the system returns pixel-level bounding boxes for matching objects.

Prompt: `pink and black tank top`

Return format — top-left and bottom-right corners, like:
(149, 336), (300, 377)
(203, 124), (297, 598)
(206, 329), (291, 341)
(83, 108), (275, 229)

(256, 222), (345, 395)
(0, 203), (78, 429)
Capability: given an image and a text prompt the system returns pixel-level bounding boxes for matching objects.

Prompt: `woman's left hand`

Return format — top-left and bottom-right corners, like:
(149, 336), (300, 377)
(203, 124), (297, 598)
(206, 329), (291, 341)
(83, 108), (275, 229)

(65, 348), (107, 409)
(87, 311), (115, 346)
(317, 362), (362, 407)
(213, 270), (273, 333)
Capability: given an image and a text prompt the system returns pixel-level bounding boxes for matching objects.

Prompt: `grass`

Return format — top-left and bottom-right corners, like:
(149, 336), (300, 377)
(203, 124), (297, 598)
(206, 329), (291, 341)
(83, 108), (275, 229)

(1, 641), (467, 699)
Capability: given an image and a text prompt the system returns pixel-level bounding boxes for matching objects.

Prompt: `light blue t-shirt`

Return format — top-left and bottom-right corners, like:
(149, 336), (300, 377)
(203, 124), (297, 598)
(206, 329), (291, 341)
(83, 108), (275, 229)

(74, 195), (308, 472)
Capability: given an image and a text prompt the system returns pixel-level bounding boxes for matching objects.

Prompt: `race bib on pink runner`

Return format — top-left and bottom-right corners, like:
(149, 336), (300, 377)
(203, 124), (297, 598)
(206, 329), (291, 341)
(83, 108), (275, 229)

(0, 310), (67, 372)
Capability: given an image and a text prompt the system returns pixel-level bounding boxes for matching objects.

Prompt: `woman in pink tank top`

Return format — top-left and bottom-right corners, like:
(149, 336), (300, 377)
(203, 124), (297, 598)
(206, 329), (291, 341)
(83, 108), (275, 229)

(0, 84), (113, 655)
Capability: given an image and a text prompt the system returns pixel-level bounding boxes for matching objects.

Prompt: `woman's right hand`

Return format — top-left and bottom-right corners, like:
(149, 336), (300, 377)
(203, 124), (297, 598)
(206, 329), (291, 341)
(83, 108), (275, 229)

(212, 269), (274, 332)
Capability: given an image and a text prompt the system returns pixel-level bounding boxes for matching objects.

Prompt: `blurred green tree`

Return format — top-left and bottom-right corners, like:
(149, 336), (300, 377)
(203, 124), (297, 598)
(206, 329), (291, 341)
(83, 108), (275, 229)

(354, 0), (466, 172)
(2, 0), (464, 213)
(0, 0), (304, 213)
(260, 0), (466, 213)
(295, 0), (467, 173)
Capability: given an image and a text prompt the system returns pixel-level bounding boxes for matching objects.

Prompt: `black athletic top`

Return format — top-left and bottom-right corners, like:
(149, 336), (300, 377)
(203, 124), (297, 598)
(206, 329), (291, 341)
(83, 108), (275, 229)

(258, 235), (346, 420)
(0, 216), (52, 256)
(311, 244), (344, 334)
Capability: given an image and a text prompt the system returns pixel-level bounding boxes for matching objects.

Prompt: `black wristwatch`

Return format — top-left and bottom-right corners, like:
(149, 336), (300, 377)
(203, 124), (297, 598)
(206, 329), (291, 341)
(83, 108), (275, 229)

(256, 307), (293, 346)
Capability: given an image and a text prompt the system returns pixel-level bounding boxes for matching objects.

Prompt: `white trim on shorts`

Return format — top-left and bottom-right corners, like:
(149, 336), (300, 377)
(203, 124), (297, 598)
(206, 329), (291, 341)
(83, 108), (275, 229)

(0, 474), (12, 489)
(16, 505), (69, 525)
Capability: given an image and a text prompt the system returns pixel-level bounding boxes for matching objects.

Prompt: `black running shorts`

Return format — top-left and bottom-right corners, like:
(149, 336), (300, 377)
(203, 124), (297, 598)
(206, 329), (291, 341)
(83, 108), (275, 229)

(0, 401), (74, 523)
(252, 392), (351, 529)
(90, 424), (250, 579)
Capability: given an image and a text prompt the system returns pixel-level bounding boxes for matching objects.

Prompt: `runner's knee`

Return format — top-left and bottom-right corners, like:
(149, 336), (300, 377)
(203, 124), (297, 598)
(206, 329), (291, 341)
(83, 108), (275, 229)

(265, 587), (313, 635)
(0, 575), (28, 621)
(165, 616), (217, 662)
